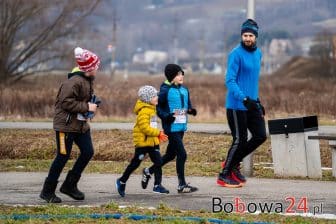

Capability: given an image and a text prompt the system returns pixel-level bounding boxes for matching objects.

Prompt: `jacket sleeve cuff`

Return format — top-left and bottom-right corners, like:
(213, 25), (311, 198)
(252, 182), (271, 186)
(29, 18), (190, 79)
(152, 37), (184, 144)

(80, 102), (89, 113)
(239, 94), (246, 102)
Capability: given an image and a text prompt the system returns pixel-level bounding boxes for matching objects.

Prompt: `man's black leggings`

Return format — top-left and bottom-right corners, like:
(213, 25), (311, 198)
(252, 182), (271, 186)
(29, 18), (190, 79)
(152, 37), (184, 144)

(222, 109), (267, 175)
(47, 130), (94, 182)
(150, 132), (187, 186)
(120, 146), (162, 186)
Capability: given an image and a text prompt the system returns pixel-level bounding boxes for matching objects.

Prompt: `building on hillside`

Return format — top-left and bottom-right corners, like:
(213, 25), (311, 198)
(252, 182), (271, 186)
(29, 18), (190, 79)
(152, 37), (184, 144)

(132, 50), (168, 64)
(262, 39), (294, 75)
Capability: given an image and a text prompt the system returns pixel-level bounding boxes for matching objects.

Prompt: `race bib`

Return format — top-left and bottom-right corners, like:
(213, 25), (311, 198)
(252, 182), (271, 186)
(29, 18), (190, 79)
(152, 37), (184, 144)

(150, 116), (158, 128)
(174, 109), (187, 124)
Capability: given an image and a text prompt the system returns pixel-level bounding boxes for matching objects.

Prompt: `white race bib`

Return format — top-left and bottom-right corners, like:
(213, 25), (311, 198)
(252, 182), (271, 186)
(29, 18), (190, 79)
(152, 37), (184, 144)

(173, 109), (187, 124)
(150, 116), (158, 128)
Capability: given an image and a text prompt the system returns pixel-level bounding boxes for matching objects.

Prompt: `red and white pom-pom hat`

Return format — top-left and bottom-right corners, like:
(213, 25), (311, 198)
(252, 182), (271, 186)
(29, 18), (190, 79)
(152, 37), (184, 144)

(74, 47), (100, 72)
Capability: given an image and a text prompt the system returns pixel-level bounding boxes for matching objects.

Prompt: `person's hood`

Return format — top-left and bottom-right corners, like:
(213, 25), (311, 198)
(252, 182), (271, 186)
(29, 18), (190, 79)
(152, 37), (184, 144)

(133, 99), (155, 115)
(67, 67), (91, 80)
(162, 79), (180, 88)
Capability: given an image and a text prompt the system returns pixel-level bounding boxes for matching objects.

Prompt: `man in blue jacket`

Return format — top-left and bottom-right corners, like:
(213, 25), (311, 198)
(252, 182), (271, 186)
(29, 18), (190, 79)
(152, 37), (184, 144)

(218, 19), (267, 188)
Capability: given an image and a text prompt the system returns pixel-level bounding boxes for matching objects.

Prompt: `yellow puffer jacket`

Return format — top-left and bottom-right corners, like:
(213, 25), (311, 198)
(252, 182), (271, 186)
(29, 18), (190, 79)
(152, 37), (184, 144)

(133, 100), (160, 147)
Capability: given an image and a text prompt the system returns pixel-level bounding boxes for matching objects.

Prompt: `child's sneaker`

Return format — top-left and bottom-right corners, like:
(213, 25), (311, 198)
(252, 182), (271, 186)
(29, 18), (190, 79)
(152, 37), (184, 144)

(153, 185), (169, 194)
(115, 178), (126, 197)
(141, 168), (151, 189)
(217, 173), (242, 188)
(177, 184), (198, 193)
(231, 166), (247, 185)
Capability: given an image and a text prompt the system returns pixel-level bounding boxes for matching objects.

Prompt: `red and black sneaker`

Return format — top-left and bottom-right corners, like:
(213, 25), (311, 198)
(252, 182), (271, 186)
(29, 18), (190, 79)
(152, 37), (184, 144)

(221, 161), (247, 185)
(231, 166), (247, 185)
(217, 173), (242, 188)
(221, 161), (226, 169)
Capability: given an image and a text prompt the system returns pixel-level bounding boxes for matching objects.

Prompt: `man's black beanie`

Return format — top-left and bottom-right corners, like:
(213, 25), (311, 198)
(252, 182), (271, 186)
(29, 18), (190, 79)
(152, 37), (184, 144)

(241, 18), (259, 37)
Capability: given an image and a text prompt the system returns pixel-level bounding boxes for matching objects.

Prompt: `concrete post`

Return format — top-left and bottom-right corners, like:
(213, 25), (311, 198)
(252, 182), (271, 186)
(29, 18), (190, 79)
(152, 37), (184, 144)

(242, 0), (256, 177)
(330, 140), (336, 178)
(247, 0), (256, 19)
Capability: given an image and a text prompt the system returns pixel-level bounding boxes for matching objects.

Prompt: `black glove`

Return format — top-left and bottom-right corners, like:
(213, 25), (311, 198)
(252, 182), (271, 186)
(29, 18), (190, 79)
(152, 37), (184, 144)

(256, 99), (265, 116)
(243, 97), (258, 111)
(187, 108), (197, 116)
(166, 114), (176, 123)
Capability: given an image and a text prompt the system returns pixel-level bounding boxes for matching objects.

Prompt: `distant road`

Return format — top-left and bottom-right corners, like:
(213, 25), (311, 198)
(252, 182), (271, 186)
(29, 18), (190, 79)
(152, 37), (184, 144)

(0, 122), (335, 135)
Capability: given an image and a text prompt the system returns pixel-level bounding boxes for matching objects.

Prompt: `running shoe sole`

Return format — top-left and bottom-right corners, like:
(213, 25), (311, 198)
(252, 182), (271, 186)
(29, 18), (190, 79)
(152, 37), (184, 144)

(217, 179), (242, 188)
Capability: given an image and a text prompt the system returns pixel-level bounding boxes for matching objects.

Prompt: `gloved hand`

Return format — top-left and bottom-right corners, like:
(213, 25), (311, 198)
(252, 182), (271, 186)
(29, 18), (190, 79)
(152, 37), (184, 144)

(256, 99), (265, 116)
(243, 97), (258, 111)
(85, 94), (102, 119)
(260, 104), (265, 116)
(187, 108), (197, 116)
(159, 131), (168, 143)
(166, 114), (176, 123)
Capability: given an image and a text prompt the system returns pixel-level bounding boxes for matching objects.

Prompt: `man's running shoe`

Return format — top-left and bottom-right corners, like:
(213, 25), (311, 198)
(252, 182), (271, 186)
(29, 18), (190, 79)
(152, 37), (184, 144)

(217, 173), (242, 188)
(221, 161), (246, 185)
(221, 161), (226, 169)
(231, 166), (247, 185)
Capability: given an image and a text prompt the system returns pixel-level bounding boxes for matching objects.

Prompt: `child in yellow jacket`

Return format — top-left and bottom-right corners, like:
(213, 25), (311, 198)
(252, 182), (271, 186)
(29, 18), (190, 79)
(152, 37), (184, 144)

(116, 85), (169, 197)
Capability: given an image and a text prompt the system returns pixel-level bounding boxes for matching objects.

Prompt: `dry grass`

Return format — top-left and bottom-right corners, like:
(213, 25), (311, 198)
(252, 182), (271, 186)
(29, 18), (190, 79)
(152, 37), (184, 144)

(0, 129), (232, 163)
(0, 129), (334, 180)
(0, 129), (332, 168)
(0, 72), (335, 123)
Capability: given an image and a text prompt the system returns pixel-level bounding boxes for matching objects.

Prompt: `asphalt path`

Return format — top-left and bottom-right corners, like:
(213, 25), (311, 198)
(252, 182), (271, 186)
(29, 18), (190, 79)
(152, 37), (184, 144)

(0, 172), (335, 216)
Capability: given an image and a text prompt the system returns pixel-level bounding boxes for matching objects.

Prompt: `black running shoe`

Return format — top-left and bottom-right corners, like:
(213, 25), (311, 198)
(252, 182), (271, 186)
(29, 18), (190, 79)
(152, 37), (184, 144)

(177, 184), (198, 193)
(141, 168), (151, 189)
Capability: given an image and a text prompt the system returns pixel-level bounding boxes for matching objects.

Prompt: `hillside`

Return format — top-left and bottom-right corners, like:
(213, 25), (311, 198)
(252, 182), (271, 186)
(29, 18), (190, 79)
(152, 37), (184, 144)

(85, 0), (336, 63)
(272, 56), (336, 79)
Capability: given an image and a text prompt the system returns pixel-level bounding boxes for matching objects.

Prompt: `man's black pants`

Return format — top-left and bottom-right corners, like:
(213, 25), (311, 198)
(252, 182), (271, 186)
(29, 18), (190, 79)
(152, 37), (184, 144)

(120, 146), (162, 186)
(47, 130), (94, 182)
(223, 109), (267, 175)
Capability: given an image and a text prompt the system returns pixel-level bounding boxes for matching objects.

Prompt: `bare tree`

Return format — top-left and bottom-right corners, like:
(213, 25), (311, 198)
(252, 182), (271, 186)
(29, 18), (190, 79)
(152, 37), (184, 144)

(309, 30), (336, 77)
(0, 0), (100, 84)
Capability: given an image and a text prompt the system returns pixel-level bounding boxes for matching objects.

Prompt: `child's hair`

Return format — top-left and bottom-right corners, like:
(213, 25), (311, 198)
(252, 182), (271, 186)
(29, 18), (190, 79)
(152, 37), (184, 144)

(138, 85), (158, 103)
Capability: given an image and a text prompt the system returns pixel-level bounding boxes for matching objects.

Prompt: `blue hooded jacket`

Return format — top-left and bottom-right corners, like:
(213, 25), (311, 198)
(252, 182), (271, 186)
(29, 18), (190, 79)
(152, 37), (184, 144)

(225, 44), (262, 110)
(157, 80), (192, 133)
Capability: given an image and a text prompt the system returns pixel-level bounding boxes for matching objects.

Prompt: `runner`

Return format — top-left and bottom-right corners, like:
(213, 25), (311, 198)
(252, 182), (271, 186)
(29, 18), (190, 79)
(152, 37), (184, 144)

(40, 47), (100, 203)
(218, 19), (267, 188)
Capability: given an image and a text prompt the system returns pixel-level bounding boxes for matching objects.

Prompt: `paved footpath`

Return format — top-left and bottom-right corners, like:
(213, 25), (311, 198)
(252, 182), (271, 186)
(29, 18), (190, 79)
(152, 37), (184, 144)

(0, 122), (229, 133)
(0, 172), (335, 216)
(0, 121), (336, 135)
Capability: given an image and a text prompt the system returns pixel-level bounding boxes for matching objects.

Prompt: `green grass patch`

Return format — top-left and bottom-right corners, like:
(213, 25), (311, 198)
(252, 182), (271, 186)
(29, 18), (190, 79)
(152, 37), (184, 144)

(0, 203), (334, 224)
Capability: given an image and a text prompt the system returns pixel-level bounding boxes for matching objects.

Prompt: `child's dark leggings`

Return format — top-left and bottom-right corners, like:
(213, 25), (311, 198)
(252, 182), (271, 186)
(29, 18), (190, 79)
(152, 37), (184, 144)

(150, 132), (187, 186)
(46, 130), (94, 182)
(120, 146), (162, 186)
